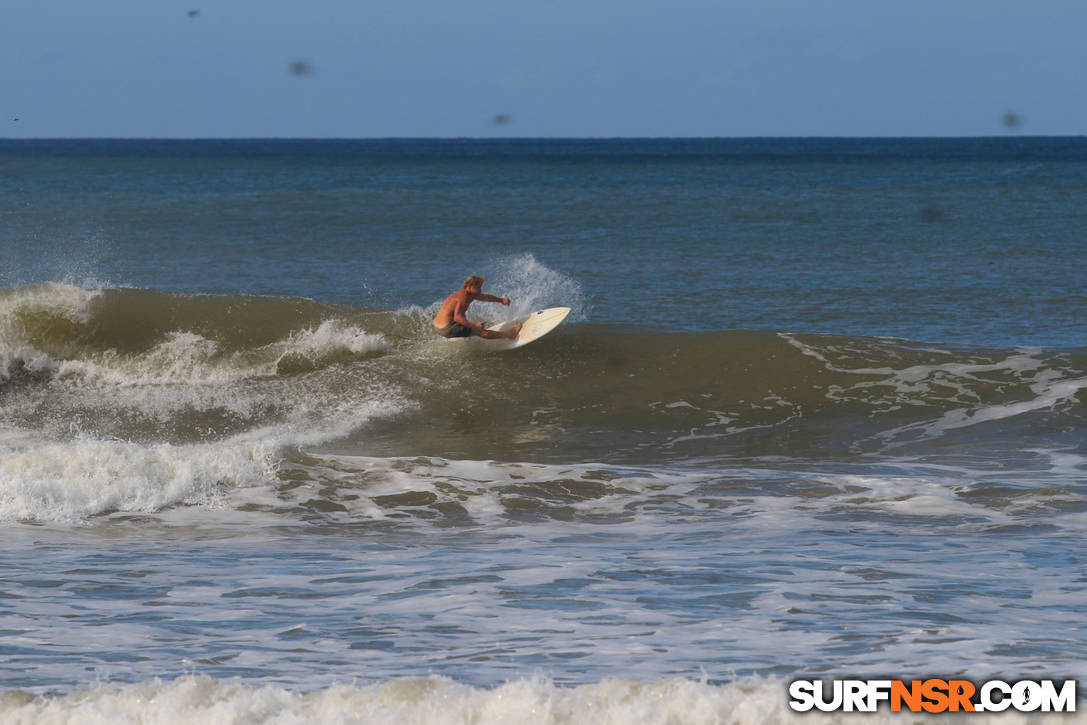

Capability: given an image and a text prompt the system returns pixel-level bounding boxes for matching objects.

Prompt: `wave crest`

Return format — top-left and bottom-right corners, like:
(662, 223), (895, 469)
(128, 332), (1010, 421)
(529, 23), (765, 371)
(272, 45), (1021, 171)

(0, 435), (277, 523)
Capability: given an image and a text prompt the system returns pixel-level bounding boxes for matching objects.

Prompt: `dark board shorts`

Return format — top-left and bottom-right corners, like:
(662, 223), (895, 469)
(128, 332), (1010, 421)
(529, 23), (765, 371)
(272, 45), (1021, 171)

(435, 322), (477, 338)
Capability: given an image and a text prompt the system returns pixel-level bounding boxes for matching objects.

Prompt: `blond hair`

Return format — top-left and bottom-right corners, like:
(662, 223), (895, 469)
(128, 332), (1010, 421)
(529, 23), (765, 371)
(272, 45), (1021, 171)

(463, 275), (485, 289)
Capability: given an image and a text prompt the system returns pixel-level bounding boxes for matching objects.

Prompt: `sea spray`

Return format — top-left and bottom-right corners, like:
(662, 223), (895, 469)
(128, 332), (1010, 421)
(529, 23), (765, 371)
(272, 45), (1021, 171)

(480, 253), (588, 324)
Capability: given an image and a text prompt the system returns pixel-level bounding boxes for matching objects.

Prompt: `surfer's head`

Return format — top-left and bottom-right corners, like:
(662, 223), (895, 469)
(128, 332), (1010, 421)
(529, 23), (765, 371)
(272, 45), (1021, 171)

(463, 275), (485, 291)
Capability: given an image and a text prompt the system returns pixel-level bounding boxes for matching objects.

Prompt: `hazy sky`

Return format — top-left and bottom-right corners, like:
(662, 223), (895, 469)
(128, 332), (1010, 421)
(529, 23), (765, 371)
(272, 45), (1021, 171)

(3, 0), (1084, 137)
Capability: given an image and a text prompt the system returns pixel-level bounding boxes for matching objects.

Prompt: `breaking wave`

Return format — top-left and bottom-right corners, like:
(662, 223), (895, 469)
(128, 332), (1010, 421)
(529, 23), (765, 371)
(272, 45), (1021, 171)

(1, 281), (1083, 524)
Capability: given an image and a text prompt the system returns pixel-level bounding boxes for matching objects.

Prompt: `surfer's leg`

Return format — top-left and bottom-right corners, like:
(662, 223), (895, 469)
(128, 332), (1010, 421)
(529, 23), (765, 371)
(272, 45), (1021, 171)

(480, 321), (521, 340)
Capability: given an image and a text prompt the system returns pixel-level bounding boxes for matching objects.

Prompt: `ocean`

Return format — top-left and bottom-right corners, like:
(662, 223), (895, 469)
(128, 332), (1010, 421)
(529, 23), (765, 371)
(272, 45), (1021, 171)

(0, 138), (1084, 723)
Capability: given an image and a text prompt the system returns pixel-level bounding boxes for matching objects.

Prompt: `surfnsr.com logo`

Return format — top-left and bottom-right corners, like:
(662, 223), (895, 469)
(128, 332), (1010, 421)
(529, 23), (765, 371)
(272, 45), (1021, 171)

(788, 679), (1077, 713)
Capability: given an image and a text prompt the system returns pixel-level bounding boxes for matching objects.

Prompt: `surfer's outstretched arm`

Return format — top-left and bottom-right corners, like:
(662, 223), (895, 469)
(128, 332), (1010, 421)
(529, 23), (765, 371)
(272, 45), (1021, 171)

(472, 294), (510, 305)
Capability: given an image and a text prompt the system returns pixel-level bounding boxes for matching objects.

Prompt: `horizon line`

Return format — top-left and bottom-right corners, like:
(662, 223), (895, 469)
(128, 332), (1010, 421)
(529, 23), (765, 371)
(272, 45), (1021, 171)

(2, 134), (1082, 142)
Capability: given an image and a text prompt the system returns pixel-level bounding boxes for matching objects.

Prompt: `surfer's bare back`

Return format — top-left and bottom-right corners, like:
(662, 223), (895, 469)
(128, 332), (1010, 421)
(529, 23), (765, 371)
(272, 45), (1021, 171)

(433, 275), (521, 340)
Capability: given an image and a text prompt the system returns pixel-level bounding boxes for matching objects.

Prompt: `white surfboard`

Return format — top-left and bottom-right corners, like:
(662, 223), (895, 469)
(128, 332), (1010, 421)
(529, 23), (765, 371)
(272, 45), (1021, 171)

(487, 307), (570, 350)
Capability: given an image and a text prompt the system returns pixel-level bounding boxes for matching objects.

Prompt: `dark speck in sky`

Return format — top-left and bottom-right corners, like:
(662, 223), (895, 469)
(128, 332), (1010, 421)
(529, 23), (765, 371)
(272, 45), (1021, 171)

(289, 61), (315, 77)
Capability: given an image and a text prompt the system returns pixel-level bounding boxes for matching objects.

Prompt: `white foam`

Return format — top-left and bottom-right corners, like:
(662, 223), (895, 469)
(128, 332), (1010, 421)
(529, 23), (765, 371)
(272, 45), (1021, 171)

(817, 474), (1015, 523)
(288, 455), (705, 526)
(878, 373), (1087, 446)
(52, 323), (391, 388)
(230, 394), (408, 449)
(263, 452), (1087, 541)
(0, 435), (278, 523)
(55, 332), (241, 387)
(4, 674), (1082, 725)
(0, 285), (406, 525)
(781, 334), (1085, 444)
(783, 334), (1050, 403)
(0, 388), (412, 524)
(1026, 448), (1087, 477)
(0, 343), (57, 381)
(1, 281), (392, 387)
(278, 319), (390, 362)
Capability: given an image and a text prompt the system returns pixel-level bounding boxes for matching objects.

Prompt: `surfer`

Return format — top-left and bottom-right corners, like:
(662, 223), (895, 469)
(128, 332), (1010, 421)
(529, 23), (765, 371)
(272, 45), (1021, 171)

(433, 275), (522, 340)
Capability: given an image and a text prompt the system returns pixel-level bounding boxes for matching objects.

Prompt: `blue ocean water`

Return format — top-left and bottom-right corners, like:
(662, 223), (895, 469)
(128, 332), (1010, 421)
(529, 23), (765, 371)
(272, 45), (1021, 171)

(0, 138), (1085, 722)
(5, 138), (1085, 346)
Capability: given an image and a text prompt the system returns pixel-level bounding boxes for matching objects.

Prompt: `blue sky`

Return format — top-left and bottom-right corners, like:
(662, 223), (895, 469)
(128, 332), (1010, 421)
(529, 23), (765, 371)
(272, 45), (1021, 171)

(3, 0), (1084, 137)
